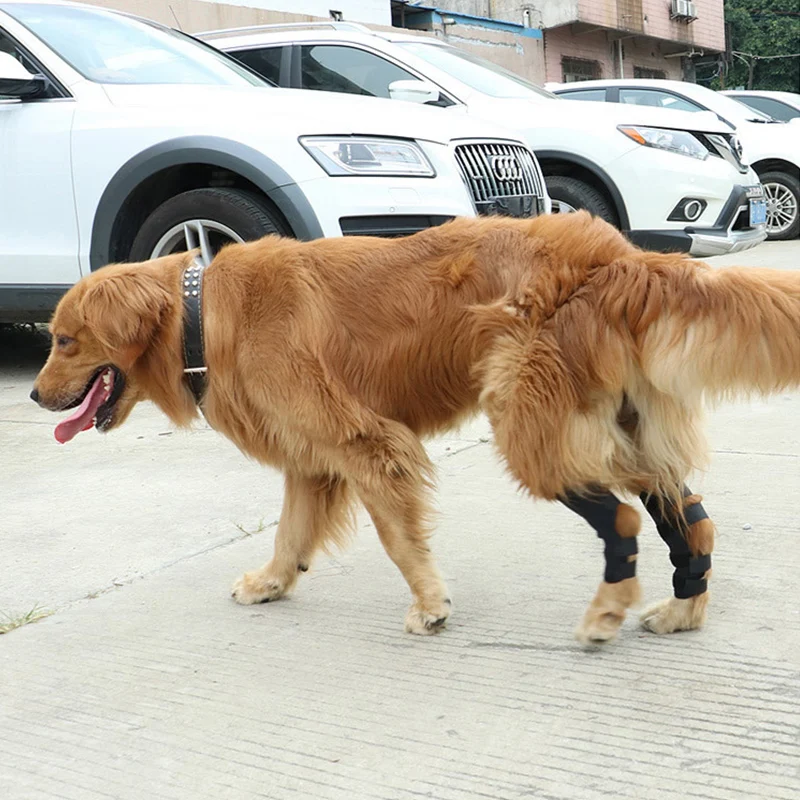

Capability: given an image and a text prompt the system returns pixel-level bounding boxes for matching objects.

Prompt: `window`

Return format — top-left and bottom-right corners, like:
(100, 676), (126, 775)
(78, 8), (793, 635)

(633, 66), (666, 80)
(300, 45), (417, 98)
(619, 88), (704, 112)
(559, 88), (606, 102)
(0, 27), (61, 99)
(735, 95), (797, 122)
(230, 46), (283, 86)
(561, 57), (600, 83)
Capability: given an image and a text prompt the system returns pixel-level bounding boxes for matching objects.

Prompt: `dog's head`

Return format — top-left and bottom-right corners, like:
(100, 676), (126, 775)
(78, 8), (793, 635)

(32, 254), (189, 443)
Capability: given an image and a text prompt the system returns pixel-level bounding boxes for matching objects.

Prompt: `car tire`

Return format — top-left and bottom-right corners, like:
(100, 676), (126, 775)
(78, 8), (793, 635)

(129, 187), (290, 263)
(544, 175), (619, 227)
(759, 170), (800, 241)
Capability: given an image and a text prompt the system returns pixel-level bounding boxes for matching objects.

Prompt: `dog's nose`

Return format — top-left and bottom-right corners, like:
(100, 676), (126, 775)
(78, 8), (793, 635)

(30, 387), (40, 404)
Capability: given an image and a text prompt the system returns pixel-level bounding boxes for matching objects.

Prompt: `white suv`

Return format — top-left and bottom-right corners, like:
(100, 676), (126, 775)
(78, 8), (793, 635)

(204, 22), (767, 258)
(551, 79), (800, 240)
(0, 2), (546, 322)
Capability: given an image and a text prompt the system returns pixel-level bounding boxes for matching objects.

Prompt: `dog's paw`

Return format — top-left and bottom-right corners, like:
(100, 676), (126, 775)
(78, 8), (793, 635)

(575, 577), (641, 647)
(231, 571), (287, 605)
(574, 609), (625, 646)
(640, 594), (709, 634)
(404, 598), (452, 636)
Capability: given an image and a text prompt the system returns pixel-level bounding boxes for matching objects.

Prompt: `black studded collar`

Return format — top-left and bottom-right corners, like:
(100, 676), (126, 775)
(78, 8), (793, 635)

(181, 256), (207, 405)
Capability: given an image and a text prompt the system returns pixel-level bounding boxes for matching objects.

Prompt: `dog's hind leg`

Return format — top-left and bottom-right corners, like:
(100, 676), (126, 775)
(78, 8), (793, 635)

(639, 487), (714, 634)
(231, 472), (353, 605)
(562, 490), (643, 645)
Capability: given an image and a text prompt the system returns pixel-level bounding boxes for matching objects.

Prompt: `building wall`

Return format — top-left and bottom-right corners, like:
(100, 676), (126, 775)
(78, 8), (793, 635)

(437, 24), (546, 84)
(82, 0), (546, 85)
(447, 0), (725, 51)
(543, 26), (684, 83)
(577, 0), (725, 50)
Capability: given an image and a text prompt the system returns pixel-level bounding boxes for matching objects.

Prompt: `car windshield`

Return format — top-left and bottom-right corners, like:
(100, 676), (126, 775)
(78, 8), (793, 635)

(4, 3), (266, 86)
(398, 41), (556, 100)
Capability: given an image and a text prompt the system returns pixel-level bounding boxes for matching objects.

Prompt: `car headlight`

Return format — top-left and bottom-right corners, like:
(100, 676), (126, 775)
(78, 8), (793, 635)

(617, 126), (708, 161)
(300, 136), (435, 177)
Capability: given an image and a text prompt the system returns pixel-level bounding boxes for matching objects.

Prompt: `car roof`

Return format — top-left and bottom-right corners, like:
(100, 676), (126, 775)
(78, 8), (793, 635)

(554, 78), (699, 91)
(198, 25), (439, 49)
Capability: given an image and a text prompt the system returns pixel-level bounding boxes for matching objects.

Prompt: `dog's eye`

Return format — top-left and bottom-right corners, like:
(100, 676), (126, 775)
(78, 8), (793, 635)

(56, 335), (75, 348)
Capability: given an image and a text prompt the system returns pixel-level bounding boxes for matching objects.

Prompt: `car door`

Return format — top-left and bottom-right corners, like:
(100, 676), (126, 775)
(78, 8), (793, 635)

(0, 26), (79, 287)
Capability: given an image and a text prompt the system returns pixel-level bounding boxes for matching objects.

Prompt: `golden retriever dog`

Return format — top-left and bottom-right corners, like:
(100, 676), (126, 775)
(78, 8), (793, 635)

(31, 212), (800, 644)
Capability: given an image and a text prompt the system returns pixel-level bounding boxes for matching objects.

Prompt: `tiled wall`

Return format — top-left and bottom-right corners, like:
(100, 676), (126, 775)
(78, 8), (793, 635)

(577, 0), (725, 50)
(544, 26), (684, 83)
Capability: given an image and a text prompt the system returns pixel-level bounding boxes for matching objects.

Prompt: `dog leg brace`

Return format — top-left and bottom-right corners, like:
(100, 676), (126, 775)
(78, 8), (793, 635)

(562, 491), (637, 583)
(640, 487), (711, 599)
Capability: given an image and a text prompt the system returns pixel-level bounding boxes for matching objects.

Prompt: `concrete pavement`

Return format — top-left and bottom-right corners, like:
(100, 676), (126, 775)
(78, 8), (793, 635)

(1, 241), (798, 799)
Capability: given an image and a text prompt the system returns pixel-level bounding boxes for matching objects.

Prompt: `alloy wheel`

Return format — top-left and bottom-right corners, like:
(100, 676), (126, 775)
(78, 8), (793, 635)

(763, 181), (798, 236)
(149, 219), (245, 266)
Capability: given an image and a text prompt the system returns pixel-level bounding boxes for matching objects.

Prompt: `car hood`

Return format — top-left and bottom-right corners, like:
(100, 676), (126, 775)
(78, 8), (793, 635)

(737, 119), (800, 160)
(490, 94), (730, 134)
(99, 83), (522, 145)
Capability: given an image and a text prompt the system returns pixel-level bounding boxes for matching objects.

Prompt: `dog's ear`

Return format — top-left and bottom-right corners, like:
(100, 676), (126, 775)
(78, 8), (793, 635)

(79, 267), (173, 362)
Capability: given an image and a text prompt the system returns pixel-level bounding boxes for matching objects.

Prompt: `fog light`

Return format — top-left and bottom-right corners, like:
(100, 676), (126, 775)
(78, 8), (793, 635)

(668, 197), (707, 222)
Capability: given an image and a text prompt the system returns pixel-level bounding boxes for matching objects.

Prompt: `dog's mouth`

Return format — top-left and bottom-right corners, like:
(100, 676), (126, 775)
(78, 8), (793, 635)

(54, 366), (125, 444)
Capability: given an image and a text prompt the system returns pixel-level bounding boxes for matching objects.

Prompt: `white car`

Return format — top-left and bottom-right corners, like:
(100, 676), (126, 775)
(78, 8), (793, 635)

(0, 2), (546, 322)
(551, 79), (800, 240)
(204, 22), (767, 258)
(721, 90), (800, 123)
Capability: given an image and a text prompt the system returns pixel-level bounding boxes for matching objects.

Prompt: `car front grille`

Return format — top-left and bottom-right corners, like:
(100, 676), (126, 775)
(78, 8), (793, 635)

(696, 132), (749, 173)
(454, 141), (545, 217)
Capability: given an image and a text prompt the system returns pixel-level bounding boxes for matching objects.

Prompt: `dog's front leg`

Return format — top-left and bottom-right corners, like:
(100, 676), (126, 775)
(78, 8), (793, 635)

(232, 472), (353, 605)
(346, 421), (451, 635)
(562, 490), (642, 646)
(639, 487), (714, 634)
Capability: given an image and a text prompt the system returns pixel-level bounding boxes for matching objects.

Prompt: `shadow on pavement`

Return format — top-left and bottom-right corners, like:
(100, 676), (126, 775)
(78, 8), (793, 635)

(0, 323), (50, 372)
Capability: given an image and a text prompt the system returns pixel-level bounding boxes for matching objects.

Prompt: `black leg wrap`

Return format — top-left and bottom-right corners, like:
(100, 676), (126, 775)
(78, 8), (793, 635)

(562, 491), (637, 584)
(671, 553), (712, 599)
(640, 486), (711, 599)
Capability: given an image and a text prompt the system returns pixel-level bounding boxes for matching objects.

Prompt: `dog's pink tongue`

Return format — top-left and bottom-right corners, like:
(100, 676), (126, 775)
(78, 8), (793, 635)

(54, 374), (106, 444)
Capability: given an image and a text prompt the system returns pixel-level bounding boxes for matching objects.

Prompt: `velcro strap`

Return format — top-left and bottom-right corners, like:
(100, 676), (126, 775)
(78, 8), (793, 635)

(606, 537), (638, 559)
(683, 501), (709, 526)
(606, 560), (637, 583)
(671, 553), (711, 576)
(674, 576), (708, 598)
(603, 537), (638, 583)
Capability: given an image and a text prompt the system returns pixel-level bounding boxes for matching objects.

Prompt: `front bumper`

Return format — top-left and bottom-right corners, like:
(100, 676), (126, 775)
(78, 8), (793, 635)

(296, 171), (477, 238)
(628, 184), (767, 257)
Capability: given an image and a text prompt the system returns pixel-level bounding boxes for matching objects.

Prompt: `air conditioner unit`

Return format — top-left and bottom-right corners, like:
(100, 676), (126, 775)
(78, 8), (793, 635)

(671, 0), (698, 21)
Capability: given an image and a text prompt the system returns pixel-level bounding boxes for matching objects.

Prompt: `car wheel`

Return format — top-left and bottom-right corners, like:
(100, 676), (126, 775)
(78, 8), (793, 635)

(760, 170), (800, 240)
(129, 187), (290, 264)
(545, 175), (619, 226)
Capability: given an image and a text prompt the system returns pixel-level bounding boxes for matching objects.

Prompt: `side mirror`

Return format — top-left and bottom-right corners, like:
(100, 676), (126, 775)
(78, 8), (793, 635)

(388, 79), (440, 105)
(0, 52), (46, 99)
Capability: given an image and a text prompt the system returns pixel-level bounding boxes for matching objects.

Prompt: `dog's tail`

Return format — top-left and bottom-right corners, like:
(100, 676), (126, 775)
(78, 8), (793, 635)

(598, 255), (800, 402)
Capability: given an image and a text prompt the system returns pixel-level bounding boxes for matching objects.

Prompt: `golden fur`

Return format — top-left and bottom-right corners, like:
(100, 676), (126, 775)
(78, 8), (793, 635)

(33, 212), (800, 639)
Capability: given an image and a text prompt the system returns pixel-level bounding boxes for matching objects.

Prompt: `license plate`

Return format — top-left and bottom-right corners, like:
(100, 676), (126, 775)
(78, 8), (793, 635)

(750, 198), (767, 226)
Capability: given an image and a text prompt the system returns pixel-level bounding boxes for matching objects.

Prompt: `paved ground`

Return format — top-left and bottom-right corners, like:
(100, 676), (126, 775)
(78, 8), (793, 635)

(1, 241), (798, 799)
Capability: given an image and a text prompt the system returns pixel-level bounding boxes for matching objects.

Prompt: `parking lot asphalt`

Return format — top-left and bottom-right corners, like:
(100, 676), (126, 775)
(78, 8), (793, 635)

(1, 240), (798, 800)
